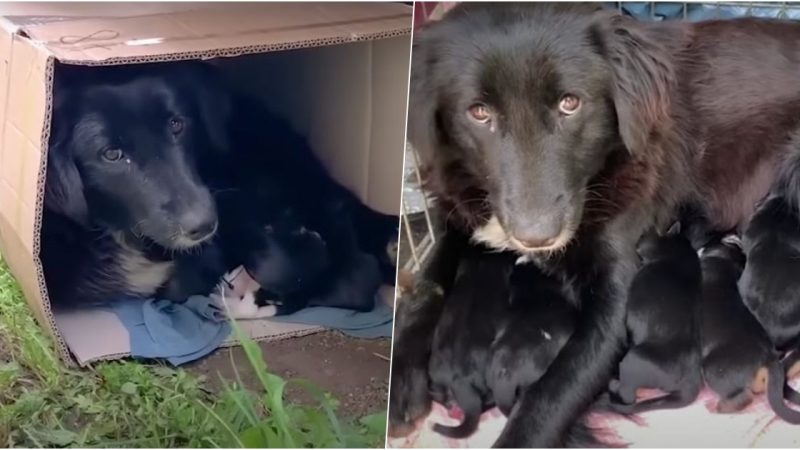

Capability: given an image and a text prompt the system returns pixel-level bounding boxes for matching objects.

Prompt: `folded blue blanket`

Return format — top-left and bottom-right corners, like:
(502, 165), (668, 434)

(272, 294), (394, 339)
(108, 292), (392, 366)
(108, 296), (231, 366)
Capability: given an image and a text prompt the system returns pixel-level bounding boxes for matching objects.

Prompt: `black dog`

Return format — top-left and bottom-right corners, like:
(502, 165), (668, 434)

(606, 227), (702, 413)
(487, 261), (576, 417)
(428, 247), (514, 438)
(42, 62), (231, 307)
(206, 92), (400, 288)
(697, 234), (800, 422)
(392, 3), (800, 445)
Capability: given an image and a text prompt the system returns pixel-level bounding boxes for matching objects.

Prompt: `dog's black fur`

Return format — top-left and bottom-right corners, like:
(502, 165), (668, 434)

(605, 227), (702, 414)
(42, 62), (231, 307)
(392, 3), (800, 445)
(208, 92), (400, 288)
(428, 246), (514, 438)
(696, 234), (800, 421)
(487, 261), (576, 417)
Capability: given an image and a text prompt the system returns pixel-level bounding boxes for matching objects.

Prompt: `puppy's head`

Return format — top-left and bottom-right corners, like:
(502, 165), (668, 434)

(636, 222), (695, 264)
(410, 3), (674, 254)
(46, 63), (231, 250)
(699, 233), (745, 271)
(245, 214), (329, 295)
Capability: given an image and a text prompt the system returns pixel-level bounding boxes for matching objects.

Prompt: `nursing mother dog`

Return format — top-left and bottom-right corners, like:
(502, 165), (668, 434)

(390, 2), (800, 446)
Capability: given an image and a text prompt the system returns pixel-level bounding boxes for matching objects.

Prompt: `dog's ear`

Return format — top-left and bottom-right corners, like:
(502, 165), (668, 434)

(593, 13), (675, 155)
(45, 89), (89, 226)
(406, 29), (442, 167)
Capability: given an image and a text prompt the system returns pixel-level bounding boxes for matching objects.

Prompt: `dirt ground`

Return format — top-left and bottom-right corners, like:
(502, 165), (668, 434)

(188, 330), (392, 418)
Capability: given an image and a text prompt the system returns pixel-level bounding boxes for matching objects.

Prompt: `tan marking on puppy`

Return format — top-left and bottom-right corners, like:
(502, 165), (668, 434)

(751, 366), (769, 394)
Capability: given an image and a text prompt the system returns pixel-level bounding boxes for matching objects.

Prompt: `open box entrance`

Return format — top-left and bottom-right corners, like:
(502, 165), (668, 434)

(0, 2), (411, 365)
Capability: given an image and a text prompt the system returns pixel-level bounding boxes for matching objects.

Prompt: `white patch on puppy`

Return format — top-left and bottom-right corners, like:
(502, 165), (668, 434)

(212, 269), (277, 320)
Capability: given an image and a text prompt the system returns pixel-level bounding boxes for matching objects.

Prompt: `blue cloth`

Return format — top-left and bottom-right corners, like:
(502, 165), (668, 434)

(107, 291), (391, 366)
(272, 293), (394, 339)
(107, 296), (231, 366)
(606, 2), (800, 22)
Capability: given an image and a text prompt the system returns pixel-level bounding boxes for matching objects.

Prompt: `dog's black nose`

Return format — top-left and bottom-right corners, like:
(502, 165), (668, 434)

(180, 213), (218, 241)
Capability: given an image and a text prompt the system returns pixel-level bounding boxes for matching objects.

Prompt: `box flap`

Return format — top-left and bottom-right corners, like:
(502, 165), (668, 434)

(7, 2), (411, 64)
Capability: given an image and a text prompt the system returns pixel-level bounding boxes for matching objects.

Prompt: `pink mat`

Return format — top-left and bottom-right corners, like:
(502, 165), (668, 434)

(388, 377), (800, 448)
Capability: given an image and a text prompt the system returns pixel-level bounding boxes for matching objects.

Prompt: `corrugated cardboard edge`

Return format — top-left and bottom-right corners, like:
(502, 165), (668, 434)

(22, 27), (409, 366)
(81, 326), (325, 365)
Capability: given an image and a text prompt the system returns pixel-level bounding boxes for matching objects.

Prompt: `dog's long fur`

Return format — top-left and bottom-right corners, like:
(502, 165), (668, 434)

(391, 3), (800, 445)
(42, 62), (231, 307)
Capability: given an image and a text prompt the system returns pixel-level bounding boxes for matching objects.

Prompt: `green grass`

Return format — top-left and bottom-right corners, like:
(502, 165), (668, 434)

(0, 257), (386, 448)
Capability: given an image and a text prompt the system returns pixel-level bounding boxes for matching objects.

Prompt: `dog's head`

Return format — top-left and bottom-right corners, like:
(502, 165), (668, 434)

(410, 3), (674, 254)
(45, 62), (231, 250)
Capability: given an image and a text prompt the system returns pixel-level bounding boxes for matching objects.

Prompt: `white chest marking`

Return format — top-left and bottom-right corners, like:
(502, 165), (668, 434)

(118, 246), (174, 296)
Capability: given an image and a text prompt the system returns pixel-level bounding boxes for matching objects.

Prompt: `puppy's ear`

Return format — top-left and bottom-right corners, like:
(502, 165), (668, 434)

(45, 91), (89, 226)
(594, 13), (675, 155)
(666, 220), (681, 236)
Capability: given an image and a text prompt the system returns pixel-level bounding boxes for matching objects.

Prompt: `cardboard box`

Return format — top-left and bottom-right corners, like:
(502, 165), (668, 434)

(0, 2), (411, 365)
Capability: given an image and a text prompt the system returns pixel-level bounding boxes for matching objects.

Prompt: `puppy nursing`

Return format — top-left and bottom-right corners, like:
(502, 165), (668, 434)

(428, 249), (513, 438)
(428, 247), (575, 438)
(607, 225), (704, 413)
(487, 261), (576, 416)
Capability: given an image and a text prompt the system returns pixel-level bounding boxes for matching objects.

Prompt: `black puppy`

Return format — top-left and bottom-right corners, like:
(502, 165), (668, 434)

(428, 247), (515, 438)
(42, 62), (231, 307)
(487, 261), (576, 417)
(697, 234), (800, 421)
(219, 200), (381, 318)
(740, 195), (800, 351)
(607, 225), (703, 413)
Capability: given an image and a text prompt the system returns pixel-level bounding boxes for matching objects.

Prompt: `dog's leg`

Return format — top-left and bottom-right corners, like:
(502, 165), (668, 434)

(388, 227), (470, 437)
(494, 234), (635, 447)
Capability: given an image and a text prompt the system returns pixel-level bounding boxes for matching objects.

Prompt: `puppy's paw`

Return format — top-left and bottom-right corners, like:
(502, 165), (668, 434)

(388, 357), (431, 438)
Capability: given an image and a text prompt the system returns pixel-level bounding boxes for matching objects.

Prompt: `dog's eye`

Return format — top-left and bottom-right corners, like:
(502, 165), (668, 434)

(168, 117), (185, 135)
(558, 94), (581, 115)
(467, 104), (492, 124)
(101, 148), (124, 162)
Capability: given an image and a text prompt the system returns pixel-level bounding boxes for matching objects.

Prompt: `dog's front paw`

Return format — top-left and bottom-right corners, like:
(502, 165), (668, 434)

(388, 356), (431, 438)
